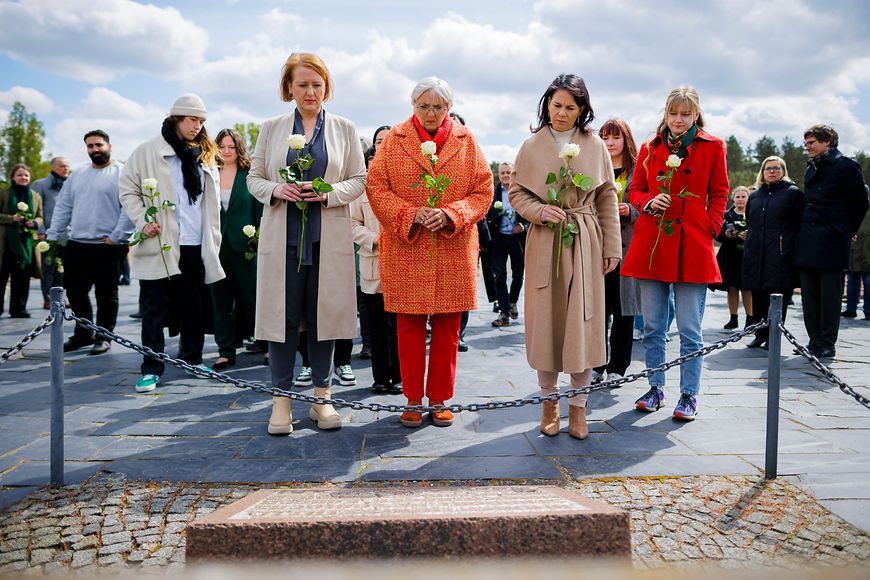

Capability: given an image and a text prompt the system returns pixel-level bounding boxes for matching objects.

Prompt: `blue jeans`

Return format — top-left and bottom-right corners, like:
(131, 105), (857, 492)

(634, 288), (676, 332)
(846, 271), (870, 314)
(638, 280), (707, 395)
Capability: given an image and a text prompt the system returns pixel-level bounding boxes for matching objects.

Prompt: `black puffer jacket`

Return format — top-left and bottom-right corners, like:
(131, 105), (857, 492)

(794, 149), (867, 270)
(742, 180), (805, 290)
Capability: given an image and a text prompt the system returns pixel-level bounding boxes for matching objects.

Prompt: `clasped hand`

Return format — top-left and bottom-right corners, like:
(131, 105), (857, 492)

(415, 207), (452, 232)
(272, 181), (326, 203)
(649, 193), (671, 213)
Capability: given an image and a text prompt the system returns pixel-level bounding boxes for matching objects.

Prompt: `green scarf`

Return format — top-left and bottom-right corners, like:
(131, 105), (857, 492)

(663, 124), (698, 159)
(5, 187), (34, 270)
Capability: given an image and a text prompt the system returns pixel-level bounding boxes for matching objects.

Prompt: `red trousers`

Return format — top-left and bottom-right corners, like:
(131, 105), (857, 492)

(396, 312), (461, 402)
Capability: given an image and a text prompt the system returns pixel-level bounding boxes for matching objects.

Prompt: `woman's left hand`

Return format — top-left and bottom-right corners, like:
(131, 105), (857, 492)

(423, 208), (452, 232)
(603, 257), (620, 275)
(298, 181), (327, 203)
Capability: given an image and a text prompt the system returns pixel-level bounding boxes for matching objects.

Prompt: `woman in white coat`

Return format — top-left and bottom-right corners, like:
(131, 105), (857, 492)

(247, 52), (366, 435)
(119, 93), (225, 393)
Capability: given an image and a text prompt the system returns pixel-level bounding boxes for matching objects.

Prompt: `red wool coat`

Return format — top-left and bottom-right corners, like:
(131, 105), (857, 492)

(621, 130), (729, 284)
(366, 118), (493, 314)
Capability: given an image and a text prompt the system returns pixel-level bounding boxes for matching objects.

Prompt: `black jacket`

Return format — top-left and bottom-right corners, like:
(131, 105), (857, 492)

(742, 180), (804, 290)
(485, 182), (529, 242)
(794, 149), (868, 270)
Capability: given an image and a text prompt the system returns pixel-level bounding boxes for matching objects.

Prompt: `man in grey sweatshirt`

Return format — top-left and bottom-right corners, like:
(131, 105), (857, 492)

(47, 130), (134, 355)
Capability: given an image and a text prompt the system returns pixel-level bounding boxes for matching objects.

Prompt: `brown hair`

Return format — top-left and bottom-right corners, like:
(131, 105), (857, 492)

(215, 128), (251, 170)
(533, 74), (595, 133)
(598, 118), (638, 176)
(279, 52), (333, 103)
(803, 124), (838, 148)
(168, 116), (219, 167)
(9, 163), (31, 181)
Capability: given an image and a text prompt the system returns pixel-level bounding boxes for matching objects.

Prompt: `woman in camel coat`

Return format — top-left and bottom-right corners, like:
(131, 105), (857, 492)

(509, 74), (621, 440)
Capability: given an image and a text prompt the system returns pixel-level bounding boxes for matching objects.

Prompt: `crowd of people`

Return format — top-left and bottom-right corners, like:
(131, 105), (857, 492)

(1, 51), (868, 439)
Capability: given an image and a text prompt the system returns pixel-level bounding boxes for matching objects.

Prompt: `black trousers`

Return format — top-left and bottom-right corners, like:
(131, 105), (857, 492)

(594, 265), (634, 376)
(357, 286), (371, 349)
(491, 233), (525, 314)
(63, 241), (122, 341)
(363, 291), (401, 386)
(0, 249), (31, 315)
(751, 288), (794, 342)
(479, 249), (497, 303)
(209, 242), (257, 359)
(299, 334), (352, 367)
(799, 268), (843, 351)
(140, 246), (206, 376)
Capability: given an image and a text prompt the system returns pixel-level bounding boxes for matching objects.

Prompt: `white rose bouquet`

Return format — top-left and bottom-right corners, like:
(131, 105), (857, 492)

(128, 178), (176, 278)
(544, 143), (593, 278)
(278, 133), (334, 272)
(36, 239), (65, 273)
(14, 201), (37, 235)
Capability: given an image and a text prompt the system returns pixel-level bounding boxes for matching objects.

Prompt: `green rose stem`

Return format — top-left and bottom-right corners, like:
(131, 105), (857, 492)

(414, 143), (450, 272)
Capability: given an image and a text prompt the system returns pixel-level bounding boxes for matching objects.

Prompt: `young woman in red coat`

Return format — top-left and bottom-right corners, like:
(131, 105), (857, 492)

(621, 86), (729, 421)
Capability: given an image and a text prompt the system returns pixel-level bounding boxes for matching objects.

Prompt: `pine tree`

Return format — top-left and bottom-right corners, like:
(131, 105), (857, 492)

(0, 102), (48, 184)
(780, 136), (807, 189)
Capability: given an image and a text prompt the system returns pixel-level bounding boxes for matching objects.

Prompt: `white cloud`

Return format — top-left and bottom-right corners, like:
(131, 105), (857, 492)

(0, 86), (55, 115)
(0, 0), (207, 84)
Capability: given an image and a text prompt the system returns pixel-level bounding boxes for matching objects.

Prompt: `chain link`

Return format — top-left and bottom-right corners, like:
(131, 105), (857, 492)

(58, 305), (769, 413)
(778, 323), (870, 410)
(0, 314), (56, 366)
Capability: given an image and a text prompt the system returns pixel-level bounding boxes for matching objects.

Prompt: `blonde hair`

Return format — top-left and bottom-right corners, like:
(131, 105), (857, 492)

(643, 86), (705, 171)
(754, 155), (791, 189)
(279, 52), (333, 103)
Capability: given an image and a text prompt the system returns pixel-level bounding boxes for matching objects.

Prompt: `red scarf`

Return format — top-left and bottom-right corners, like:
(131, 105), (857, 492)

(412, 115), (452, 154)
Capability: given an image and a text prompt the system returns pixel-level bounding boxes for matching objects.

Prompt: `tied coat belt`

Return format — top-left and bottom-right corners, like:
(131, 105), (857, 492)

(535, 203), (599, 321)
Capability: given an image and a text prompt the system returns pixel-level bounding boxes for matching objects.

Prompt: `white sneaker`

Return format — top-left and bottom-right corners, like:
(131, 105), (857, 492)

(591, 370), (606, 384)
(607, 372), (624, 387)
(632, 328), (643, 341)
(333, 364), (357, 386)
(294, 367), (313, 387)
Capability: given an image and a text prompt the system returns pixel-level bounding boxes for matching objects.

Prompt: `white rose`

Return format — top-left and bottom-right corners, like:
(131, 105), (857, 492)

(16, 201), (28, 211)
(430, 154), (439, 164)
(142, 178), (158, 191)
(558, 143), (581, 160)
(420, 141), (437, 156)
(666, 154), (682, 168)
(242, 224), (256, 238)
(287, 134), (307, 150)
(494, 201), (503, 210)
(36, 241), (50, 253)
(615, 182), (624, 192)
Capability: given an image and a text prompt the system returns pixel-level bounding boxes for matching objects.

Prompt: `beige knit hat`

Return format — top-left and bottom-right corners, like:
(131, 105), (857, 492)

(169, 93), (208, 119)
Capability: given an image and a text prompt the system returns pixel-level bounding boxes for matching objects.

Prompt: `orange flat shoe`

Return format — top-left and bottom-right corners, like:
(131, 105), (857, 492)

(400, 399), (423, 428)
(429, 401), (454, 427)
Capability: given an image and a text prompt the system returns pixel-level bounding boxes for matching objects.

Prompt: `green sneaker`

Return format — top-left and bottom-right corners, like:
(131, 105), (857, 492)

(135, 374), (160, 393)
(189, 364), (215, 379)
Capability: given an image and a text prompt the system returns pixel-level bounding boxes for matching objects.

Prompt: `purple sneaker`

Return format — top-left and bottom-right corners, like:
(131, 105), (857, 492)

(673, 393), (698, 421)
(635, 387), (665, 412)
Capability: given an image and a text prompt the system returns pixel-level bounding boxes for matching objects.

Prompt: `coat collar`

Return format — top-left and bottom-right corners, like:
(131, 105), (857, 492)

(513, 127), (591, 200)
(649, 128), (716, 162)
(393, 117), (469, 175)
(224, 168), (249, 214)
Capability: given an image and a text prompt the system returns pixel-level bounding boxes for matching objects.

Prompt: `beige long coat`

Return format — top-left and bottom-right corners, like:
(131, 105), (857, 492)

(509, 128), (621, 373)
(247, 110), (366, 342)
(350, 193), (382, 295)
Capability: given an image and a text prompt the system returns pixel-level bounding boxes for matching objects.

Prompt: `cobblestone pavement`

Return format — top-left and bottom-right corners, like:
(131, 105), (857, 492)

(1, 473), (868, 573)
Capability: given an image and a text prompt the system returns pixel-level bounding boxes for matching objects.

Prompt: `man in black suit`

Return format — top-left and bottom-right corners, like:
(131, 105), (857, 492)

(794, 124), (868, 358)
(487, 162), (527, 327)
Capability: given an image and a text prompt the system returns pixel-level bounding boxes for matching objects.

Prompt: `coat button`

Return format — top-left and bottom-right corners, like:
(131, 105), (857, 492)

(675, 218), (682, 224)
(657, 170), (664, 176)
(685, 169), (692, 175)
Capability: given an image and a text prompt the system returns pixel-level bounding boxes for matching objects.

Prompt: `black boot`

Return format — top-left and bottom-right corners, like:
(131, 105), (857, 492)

(723, 314), (738, 330)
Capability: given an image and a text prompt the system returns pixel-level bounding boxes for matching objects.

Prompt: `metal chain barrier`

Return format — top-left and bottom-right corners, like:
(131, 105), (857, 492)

(59, 305), (768, 413)
(0, 314), (56, 366)
(779, 323), (870, 410)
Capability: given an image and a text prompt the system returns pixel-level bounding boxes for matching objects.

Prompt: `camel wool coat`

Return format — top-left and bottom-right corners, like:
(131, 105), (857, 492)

(509, 128), (621, 373)
(247, 110), (366, 343)
(366, 118), (493, 314)
(350, 193), (383, 295)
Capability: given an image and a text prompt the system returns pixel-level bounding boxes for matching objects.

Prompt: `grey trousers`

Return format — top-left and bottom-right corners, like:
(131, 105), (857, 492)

(268, 244), (335, 388)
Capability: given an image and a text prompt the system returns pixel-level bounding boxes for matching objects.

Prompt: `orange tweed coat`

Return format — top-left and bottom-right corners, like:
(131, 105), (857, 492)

(366, 118), (493, 314)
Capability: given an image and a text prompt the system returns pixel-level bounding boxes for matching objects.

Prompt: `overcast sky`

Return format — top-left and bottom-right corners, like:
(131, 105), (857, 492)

(1, 0), (869, 169)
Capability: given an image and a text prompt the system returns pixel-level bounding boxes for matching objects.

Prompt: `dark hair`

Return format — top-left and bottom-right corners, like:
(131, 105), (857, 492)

(365, 125), (392, 166)
(9, 163), (31, 181)
(804, 124), (839, 148)
(167, 116), (219, 166)
(598, 118), (638, 176)
(215, 128), (251, 170)
(533, 74), (594, 133)
(449, 111), (466, 126)
(84, 129), (110, 144)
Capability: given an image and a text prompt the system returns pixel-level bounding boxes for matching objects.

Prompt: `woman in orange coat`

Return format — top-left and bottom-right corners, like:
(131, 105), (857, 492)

(367, 77), (493, 428)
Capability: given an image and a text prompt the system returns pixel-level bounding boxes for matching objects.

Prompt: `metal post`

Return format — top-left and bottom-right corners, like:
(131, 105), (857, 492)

(764, 293), (783, 479)
(49, 286), (65, 488)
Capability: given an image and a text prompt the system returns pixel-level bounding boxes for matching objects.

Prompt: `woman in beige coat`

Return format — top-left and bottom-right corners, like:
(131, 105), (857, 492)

(247, 52), (366, 436)
(509, 74), (621, 439)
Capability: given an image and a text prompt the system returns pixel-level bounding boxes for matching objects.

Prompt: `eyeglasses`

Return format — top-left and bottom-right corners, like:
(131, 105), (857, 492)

(764, 166), (783, 172)
(804, 139), (818, 147)
(416, 104), (447, 115)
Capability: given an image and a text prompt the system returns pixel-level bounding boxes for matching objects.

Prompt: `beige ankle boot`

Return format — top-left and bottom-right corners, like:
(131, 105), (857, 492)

(310, 387), (342, 430)
(268, 396), (293, 435)
(540, 400), (560, 436)
(568, 405), (589, 440)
